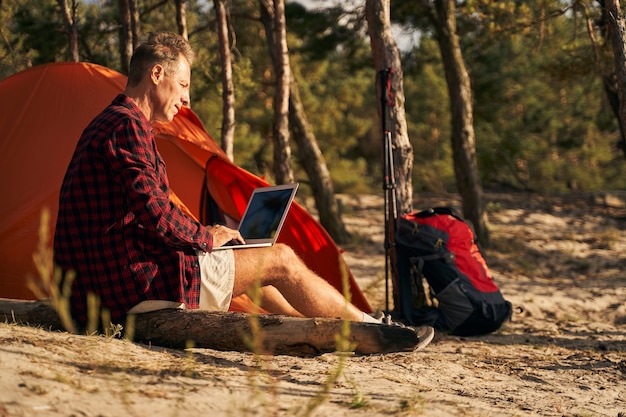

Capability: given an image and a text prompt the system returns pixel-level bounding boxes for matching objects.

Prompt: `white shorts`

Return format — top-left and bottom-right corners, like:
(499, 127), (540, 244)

(197, 248), (235, 311)
(127, 249), (235, 314)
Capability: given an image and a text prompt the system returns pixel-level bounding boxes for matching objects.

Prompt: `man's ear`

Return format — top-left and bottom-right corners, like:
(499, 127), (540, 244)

(150, 64), (164, 84)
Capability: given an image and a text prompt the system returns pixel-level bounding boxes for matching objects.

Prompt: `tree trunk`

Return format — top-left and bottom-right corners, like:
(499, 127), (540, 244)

(0, 298), (424, 356)
(129, 0), (140, 49)
(214, 0), (236, 161)
(118, 0), (133, 73)
(365, 0), (414, 216)
(590, 1), (626, 157)
(428, 0), (490, 246)
(57, 0), (79, 62)
(259, 0), (294, 184)
(175, 0), (188, 40)
(605, 0), (626, 159)
(289, 79), (351, 243)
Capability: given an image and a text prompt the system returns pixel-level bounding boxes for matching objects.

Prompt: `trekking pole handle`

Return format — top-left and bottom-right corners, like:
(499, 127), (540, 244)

(379, 68), (394, 135)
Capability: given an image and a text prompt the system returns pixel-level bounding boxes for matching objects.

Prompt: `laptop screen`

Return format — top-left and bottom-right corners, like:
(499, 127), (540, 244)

(238, 184), (298, 240)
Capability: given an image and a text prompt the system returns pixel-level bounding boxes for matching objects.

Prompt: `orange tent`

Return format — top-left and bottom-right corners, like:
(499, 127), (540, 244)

(0, 62), (371, 313)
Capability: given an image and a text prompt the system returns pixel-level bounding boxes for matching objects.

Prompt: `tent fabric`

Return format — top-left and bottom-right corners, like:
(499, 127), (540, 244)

(0, 63), (127, 299)
(0, 62), (371, 314)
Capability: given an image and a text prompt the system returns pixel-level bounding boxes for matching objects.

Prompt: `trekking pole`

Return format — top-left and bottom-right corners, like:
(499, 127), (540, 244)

(379, 68), (399, 318)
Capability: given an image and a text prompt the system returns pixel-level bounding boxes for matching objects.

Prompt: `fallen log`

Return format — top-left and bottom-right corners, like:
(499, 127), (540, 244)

(0, 298), (428, 356)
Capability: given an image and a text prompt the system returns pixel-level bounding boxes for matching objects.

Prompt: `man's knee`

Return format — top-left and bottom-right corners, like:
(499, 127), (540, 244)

(262, 243), (308, 284)
(270, 243), (298, 261)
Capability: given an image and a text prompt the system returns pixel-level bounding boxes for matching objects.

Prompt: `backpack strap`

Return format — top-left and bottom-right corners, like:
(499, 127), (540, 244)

(409, 252), (455, 275)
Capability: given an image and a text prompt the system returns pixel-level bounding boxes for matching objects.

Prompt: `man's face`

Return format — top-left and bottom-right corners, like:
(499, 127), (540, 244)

(151, 55), (191, 122)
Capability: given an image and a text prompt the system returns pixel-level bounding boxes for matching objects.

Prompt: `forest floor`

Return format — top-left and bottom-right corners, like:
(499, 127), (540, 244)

(1, 191), (626, 417)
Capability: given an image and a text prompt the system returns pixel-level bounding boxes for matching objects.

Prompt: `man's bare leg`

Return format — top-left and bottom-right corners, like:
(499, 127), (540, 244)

(232, 244), (366, 321)
(259, 285), (305, 317)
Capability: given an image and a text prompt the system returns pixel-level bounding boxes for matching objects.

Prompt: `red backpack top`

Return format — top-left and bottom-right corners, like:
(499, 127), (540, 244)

(402, 209), (499, 293)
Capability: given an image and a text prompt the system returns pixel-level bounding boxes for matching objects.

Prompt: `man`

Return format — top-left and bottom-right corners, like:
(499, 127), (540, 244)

(54, 32), (433, 347)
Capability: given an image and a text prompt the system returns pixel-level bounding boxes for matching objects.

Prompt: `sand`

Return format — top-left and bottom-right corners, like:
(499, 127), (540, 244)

(1, 192), (625, 417)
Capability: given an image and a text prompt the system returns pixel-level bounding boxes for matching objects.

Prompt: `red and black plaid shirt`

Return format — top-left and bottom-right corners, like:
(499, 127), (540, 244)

(54, 94), (213, 326)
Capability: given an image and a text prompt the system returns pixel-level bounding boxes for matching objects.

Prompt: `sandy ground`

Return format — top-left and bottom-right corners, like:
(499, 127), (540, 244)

(1, 192), (625, 417)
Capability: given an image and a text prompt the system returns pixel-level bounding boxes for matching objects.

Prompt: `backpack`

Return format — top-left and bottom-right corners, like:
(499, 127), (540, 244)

(394, 207), (512, 336)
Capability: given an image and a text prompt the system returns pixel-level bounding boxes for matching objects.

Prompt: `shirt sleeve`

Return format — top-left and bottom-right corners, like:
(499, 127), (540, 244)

(106, 115), (213, 252)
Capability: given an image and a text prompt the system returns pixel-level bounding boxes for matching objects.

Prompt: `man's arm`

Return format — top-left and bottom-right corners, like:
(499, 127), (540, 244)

(107, 117), (213, 251)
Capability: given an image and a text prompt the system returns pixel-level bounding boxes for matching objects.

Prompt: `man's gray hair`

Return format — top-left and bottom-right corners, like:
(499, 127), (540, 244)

(127, 32), (195, 86)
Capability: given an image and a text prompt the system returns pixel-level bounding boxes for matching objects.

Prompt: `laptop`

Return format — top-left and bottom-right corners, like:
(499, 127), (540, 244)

(212, 183), (298, 250)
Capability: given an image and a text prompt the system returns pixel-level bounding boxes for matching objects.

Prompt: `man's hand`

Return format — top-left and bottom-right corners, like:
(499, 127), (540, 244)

(209, 224), (245, 248)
